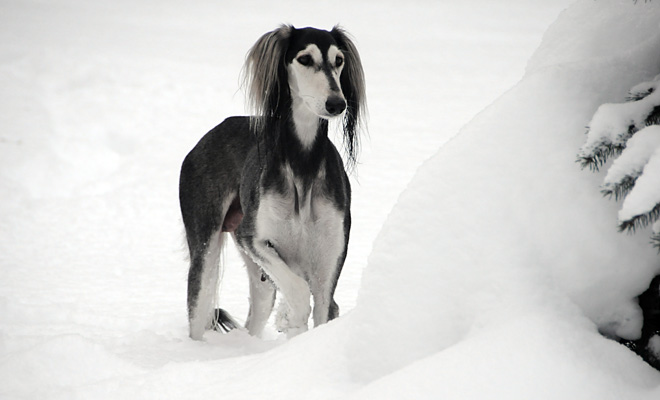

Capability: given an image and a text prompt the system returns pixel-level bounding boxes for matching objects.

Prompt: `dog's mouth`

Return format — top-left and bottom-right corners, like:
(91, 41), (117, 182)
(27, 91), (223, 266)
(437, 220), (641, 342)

(297, 93), (346, 119)
(318, 110), (345, 120)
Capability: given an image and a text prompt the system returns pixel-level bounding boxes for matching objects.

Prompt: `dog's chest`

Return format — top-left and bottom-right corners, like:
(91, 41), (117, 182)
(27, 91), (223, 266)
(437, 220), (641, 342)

(255, 168), (345, 271)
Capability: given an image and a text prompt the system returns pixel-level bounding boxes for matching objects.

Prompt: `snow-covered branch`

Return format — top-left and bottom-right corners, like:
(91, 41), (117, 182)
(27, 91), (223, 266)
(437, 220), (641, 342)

(579, 75), (660, 247)
(618, 146), (660, 233)
(578, 76), (660, 170)
(601, 126), (660, 200)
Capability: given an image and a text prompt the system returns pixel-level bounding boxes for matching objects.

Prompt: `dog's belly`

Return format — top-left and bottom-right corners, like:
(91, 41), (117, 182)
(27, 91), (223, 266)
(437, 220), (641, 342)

(255, 190), (345, 278)
(222, 196), (243, 232)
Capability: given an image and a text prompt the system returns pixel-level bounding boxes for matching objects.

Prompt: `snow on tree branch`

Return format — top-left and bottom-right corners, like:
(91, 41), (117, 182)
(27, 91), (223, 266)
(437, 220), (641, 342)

(618, 147), (660, 232)
(577, 75), (660, 170)
(579, 75), (660, 248)
(601, 126), (660, 200)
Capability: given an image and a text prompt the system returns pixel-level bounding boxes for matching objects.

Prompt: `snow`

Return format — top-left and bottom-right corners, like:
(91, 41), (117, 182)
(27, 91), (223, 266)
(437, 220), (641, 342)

(603, 126), (660, 195)
(348, 312), (659, 400)
(650, 335), (660, 361)
(2, 0), (660, 399)
(620, 146), (660, 224)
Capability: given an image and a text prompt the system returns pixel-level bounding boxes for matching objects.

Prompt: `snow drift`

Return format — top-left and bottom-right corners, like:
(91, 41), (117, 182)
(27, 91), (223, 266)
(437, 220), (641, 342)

(346, 0), (660, 394)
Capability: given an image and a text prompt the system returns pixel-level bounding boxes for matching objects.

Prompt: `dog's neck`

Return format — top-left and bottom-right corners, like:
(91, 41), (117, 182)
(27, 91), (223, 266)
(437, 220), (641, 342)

(289, 95), (324, 150)
(274, 97), (328, 180)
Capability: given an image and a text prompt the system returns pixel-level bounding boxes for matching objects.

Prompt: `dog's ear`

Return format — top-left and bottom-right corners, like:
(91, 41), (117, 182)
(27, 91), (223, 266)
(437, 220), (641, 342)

(243, 25), (293, 133)
(331, 26), (366, 169)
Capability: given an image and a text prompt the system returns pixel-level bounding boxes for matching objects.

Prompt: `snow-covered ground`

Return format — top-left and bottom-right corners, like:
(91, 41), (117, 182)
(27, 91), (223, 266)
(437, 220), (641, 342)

(2, 0), (660, 398)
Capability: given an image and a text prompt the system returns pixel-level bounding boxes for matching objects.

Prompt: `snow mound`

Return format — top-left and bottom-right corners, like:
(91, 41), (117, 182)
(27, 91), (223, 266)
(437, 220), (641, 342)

(346, 0), (660, 390)
(348, 311), (658, 400)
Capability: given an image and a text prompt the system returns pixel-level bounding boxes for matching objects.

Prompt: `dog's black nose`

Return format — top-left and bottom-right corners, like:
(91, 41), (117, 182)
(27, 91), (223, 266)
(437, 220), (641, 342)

(325, 96), (346, 116)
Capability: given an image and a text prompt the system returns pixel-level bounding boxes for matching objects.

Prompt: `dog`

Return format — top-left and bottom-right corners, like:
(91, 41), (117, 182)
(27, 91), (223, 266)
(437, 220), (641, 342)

(179, 25), (366, 340)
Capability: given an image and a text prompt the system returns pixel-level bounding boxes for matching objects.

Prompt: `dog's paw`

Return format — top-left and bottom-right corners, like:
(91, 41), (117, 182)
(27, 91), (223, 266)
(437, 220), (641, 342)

(275, 301), (309, 337)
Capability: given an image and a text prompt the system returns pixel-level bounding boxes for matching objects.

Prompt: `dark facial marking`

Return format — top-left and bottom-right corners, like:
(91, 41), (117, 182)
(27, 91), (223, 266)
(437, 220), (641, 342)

(285, 27), (339, 65)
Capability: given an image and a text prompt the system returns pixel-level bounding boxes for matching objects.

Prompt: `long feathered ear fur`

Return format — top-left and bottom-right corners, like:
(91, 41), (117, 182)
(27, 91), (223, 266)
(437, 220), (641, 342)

(242, 24), (293, 137)
(331, 25), (367, 171)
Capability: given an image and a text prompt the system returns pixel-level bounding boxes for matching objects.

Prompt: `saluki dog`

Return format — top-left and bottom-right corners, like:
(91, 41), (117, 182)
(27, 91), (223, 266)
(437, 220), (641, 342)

(179, 25), (366, 340)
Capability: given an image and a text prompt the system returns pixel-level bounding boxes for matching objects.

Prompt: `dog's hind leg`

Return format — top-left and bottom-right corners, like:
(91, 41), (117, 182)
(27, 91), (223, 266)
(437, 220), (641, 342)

(240, 250), (276, 337)
(187, 230), (224, 340)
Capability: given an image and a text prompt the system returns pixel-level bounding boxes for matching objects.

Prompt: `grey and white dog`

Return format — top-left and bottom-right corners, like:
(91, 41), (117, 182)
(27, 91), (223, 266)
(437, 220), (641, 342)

(179, 25), (366, 340)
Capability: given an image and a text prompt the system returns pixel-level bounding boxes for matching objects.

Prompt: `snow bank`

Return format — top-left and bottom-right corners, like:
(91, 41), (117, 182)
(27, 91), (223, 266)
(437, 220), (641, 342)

(349, 312), (659, 400)
(347, 0), (660, 393)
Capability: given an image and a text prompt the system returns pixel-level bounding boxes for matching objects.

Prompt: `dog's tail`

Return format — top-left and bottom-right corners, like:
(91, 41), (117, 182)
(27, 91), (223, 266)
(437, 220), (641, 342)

(188, 230), (245, 338)
(212, 308), (240, 332)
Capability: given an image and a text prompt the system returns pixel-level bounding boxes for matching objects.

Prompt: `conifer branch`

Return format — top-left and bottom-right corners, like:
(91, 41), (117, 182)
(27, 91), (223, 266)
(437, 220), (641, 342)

(652, 231), (660, 251)
(601, 175), (637, 200)
(645, 105), (660, 126)
(619, 202), (660, 233)
(626, 86), (654, 102)
(580, 76), (660, 249)
(577, 126), (635, 170)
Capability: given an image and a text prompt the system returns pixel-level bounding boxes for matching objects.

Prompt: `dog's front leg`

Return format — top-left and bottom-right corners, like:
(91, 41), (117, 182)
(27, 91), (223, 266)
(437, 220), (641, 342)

(247, 240), (311, 338)
(309, 205), (348, 327)
(311, 280), (340, 327)
(309, 245), (344, 327)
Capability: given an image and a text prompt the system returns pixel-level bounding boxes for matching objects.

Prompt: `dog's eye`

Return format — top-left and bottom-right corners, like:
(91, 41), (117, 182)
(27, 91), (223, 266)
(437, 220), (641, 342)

(297, 55), (312, 66)
(335, 56), (344, 68)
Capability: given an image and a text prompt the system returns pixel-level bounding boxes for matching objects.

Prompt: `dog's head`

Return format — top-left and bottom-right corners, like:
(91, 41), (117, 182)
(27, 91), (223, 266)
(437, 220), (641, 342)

(243, 25), (366, 167)
(285, 28), (348, 119)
